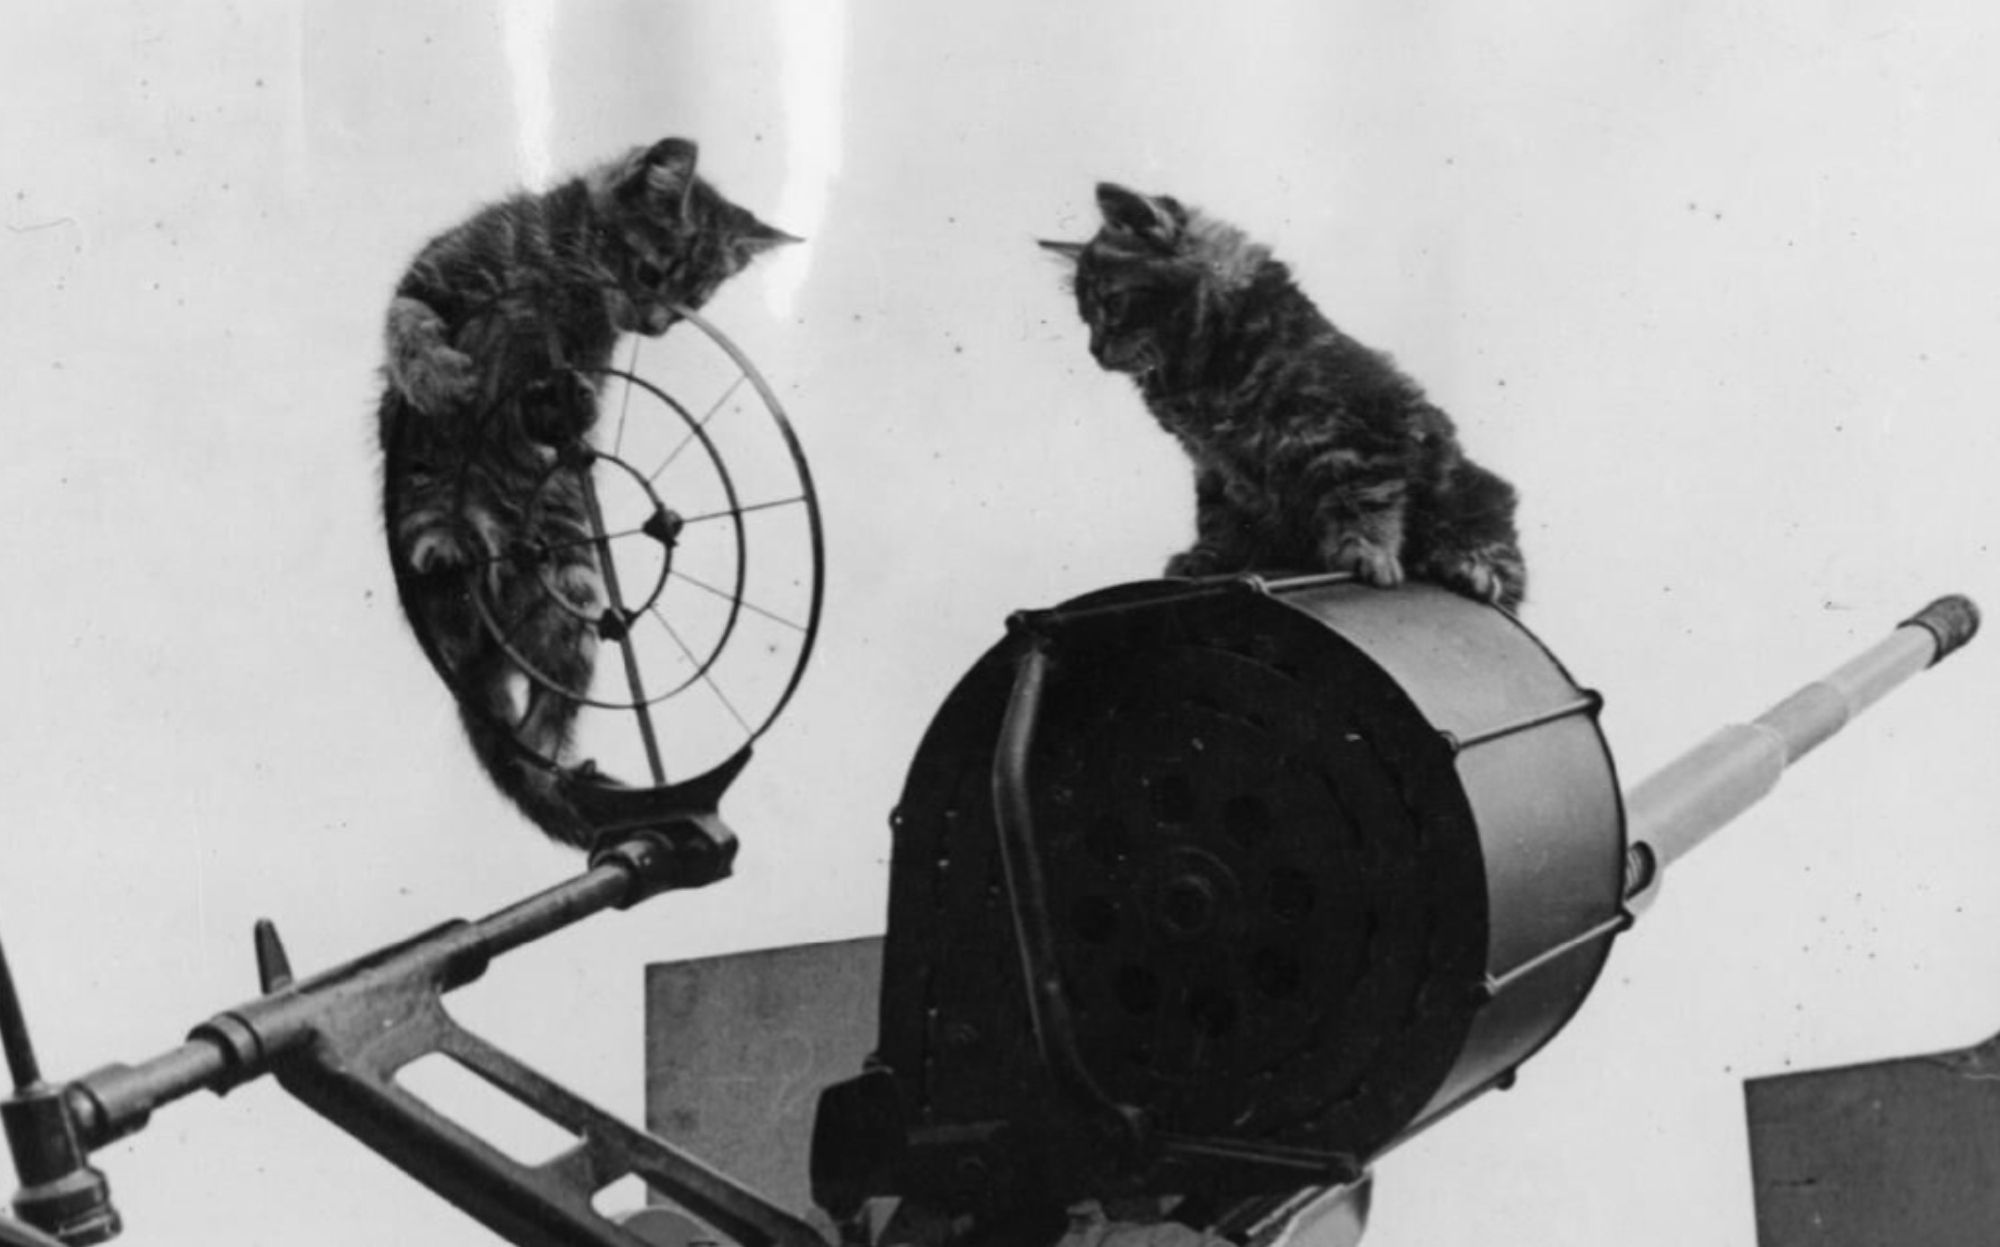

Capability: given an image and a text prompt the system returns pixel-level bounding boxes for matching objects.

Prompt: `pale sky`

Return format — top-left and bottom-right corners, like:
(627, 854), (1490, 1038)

(1, 4), (1996, 1245)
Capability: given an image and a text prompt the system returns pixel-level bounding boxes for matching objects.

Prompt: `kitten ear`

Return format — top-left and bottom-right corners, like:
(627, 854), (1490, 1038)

(641, 138), (700, 217)
(1037, 239), (1086, 263)
(738, 217), (804, 254)
(1095, 183), (1180, 244)
(643, 137), (699, 180)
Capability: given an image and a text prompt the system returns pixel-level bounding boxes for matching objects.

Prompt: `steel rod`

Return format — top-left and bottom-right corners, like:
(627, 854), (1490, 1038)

(578, 466), (668, 786)
(462, 863), (637, 964)
(1624, 595), (1978, 904)
(66, 1042), (233, 1148)
(0, 935), (41, 1091)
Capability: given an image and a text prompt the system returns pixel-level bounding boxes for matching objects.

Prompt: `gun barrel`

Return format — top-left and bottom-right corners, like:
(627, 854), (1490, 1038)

(1624, 595), (1979, 905)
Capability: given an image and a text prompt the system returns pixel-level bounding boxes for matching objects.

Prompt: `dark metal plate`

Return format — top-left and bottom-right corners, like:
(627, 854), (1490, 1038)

(1745, 1028), (2000, 1245)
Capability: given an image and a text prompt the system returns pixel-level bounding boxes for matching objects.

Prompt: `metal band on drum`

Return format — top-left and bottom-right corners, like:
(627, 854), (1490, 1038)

(1248, 576), (1629, 1144)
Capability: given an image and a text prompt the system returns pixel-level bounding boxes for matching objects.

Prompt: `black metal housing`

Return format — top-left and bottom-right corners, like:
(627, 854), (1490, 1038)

(817, 576), (1628, 1217)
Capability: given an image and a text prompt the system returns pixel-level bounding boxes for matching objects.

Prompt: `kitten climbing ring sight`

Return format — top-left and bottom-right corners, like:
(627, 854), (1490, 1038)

(401, 302), (824, 816)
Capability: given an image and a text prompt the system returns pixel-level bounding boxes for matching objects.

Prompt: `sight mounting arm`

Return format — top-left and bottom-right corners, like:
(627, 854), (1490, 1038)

(1, 773), (826, 1247)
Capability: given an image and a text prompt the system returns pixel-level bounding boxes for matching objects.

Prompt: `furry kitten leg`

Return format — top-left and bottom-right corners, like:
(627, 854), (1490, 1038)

(1165, 467), (1265, 577)
(391, 561), (594, 844)
(1310, 471), (1409, 589)
(1407, 462), (1528, 610)
(506, 570), (602, 762)
(444, 573), (602, 848)
(1418, 543), (1527, 610)
(455, 701), (596, 846)
(385, 296), (477, 414)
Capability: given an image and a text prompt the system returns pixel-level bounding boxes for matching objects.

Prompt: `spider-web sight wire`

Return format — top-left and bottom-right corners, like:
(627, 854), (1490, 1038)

(652, 607), (754, 734)
(647, 373), (747, 482)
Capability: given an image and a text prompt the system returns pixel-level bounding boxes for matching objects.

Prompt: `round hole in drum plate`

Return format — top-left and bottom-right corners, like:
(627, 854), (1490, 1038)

(1149, 772), (1196, 826)
(1083, 815), (1132, 868)
(1186, 986), (1239, 1038)
(1250, 946), (1304, 1000)
(1268, 866), (1317, 923)
(1221, 793), (1271, 850)
(1158, 875), (1217, 936)
(1070, 895), (1118, 944)
(1114, 964), (1162, 1016)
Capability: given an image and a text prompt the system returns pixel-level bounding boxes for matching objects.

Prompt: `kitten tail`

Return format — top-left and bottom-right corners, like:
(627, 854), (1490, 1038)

(456, 707), (599, 847)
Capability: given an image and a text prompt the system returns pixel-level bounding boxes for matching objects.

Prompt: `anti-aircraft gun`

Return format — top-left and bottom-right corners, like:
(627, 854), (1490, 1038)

(807, 576), (1982, 1244)
(0, 577), (1981, 1247)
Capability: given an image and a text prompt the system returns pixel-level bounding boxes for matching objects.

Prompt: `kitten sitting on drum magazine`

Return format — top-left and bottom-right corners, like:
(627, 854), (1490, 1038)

(1043, 183), (1526, 610)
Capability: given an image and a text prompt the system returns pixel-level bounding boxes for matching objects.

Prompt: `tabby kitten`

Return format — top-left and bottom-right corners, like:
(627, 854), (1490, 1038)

(378, 137), (795, 846)
(1041, 183), (1526, 610)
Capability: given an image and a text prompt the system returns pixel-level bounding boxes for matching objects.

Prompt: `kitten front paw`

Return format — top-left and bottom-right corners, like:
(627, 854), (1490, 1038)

(1431, 547), (1526, 611)
(550, 562), (604, 613)
(562, 758), (626, 790)
(407, 527), (474, 575)
(396, 346), (479, 414)
(1328, 538), (1405, 589)
(1456, 561), (1501, 603)
(522, 371), (599, 445)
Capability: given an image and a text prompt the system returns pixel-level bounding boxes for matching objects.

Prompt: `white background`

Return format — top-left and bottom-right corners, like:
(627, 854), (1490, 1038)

(2, 3), (1997, 1244)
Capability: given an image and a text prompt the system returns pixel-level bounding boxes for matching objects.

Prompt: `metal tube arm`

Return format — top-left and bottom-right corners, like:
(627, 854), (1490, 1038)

(1624, 595), (1978, 906)
(3, 816), (826, 1247)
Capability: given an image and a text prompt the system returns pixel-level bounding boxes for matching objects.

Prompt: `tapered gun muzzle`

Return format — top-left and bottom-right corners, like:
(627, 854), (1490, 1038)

(1622, 595), (1980, 908)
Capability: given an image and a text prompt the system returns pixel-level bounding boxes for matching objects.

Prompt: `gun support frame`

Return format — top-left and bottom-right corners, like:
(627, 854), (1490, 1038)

(4, 803), (825, 1247)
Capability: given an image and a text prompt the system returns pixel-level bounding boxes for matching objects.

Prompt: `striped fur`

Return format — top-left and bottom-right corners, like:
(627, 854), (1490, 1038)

(378, 138), (794, 846)
(1042, 182), (1526, 610)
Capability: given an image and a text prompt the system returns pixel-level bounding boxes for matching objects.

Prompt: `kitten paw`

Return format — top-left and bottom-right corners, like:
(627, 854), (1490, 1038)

(1329, 538), (1405, 589)
(550, 562), (605, 613)
(408, 527), (474, 574)
(522, 371), (598, 445)
(1458, 562), (1502, 603)
(396, 346), (479, 414)
(563, 758), (626, 790)
(1431, 549), (1525, 610)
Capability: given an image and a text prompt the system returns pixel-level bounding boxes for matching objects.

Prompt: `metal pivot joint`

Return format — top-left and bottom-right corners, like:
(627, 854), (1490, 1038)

(0, 944), (116, 1246)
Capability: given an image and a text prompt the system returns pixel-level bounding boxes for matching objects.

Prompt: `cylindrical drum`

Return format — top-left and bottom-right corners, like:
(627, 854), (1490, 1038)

(869, 576), (1627, 1206)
